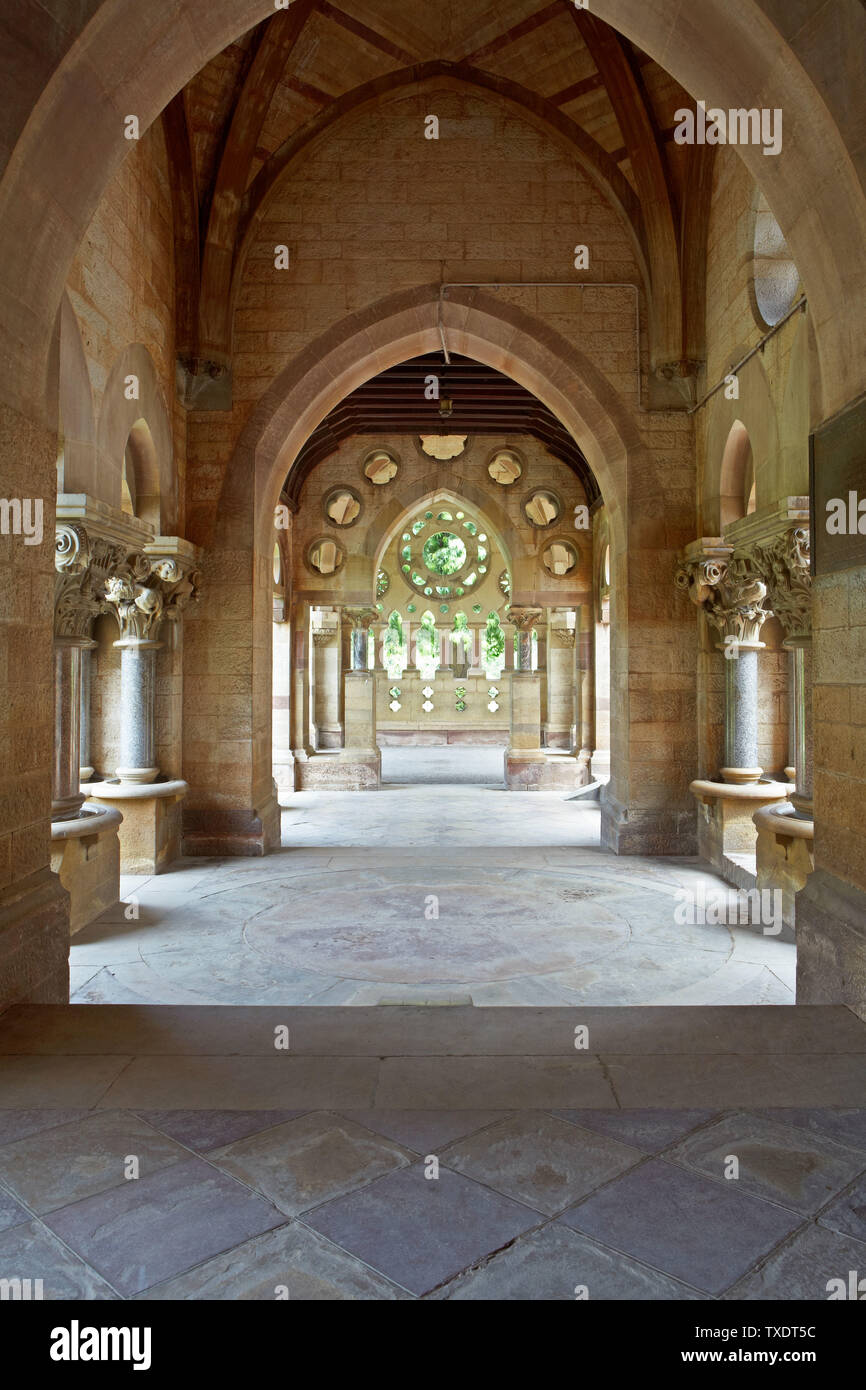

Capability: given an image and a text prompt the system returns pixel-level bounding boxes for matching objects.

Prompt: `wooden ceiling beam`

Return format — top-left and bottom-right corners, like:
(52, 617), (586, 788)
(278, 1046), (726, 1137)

(570, 7), (683, 372)
(197, 0), (315, 369)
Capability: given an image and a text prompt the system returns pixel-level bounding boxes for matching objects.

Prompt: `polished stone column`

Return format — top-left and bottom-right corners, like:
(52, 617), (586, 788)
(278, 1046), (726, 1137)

(291, 601), (314, 770)
(720, 637), (764, 783)
(342, 607), (377, 671)
(52, 637), (88, 820)
(79, 641), (97, 782)
(507, 606), (543, 672)
(114, 637), (161, 783)
(788, 637), (813, 817)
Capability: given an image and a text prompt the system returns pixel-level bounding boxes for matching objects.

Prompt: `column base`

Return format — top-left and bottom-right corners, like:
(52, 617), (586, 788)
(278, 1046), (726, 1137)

(296, 750), (381, 790)
(720, 766), (764, 785)
(115, 766), (160, 785)
(504, 749), (590, 792)
(182, 792), (281, 858)
(0, 869), (70, 1009)
(600, 789), (698, 856)
(51, 804), (123, 936)
(87, 780), (187, 875)
(796, 869), (866, 1016)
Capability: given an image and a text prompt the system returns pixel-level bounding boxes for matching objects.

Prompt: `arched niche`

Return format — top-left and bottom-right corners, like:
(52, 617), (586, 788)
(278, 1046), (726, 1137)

(96, 344), (176, 532)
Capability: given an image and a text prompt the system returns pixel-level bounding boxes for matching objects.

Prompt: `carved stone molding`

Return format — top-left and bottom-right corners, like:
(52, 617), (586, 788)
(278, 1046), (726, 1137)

(312, 629), (338, 647)
(550, 628), (576, 648)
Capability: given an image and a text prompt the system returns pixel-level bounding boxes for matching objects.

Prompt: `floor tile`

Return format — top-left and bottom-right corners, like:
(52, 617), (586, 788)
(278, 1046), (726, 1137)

(0, 1183), (30, 1233)
(550, 1109), (719, 1152)
(559, 1157), (802, 1295)
(44, 1157), (288, 1296)
(136, 1222), (412, 1300)
(724, 1222), (866, 1300)
(756, 1109), (866, 1154)
(0, 1109), (91, 1146)
(339, 1110), (508, 1152)
(667, 1112), (866, 1215)
(0, 1110), (188, 1213)
(209, 1113), (412, 1216)
(305, 1161), (539, 1296)
(817, 1170), (866, 1243)
(429, 1223), (708, 1300)
(0, 1220), (119, 1299)
(442, 1112), (644, 1215)
(136, 1109), (307, 1152)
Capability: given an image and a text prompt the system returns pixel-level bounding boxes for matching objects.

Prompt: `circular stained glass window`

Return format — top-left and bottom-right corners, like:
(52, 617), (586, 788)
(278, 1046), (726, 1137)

(422, 531), (467, 575)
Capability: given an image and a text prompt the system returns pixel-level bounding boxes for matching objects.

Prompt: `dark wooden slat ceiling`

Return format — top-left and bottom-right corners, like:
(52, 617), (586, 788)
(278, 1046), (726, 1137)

(285, 353), (600, 505)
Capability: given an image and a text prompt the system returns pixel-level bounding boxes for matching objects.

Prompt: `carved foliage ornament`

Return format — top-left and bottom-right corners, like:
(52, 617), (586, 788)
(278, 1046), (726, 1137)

(675, 553), (769, 645)
(752, 527), (812, 639)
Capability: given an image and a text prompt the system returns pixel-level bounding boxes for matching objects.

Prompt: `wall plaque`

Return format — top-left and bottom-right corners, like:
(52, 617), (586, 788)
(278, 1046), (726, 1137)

(810, 393), (866, 576)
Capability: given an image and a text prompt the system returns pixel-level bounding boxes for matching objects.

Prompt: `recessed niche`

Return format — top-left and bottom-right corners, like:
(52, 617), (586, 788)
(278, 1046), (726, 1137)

(524, 489), (562, 527)
(324, 487), (361, 526)
(542, 540), (578, 577)
(488, 450), (522, 485)
(363, 451), (398, 484)
(307, 538), (344, 576)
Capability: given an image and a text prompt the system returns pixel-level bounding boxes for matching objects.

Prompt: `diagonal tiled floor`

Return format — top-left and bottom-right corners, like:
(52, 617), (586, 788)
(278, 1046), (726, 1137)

(1, 1105), (865, 1300)
(69, 780), (795, 1007)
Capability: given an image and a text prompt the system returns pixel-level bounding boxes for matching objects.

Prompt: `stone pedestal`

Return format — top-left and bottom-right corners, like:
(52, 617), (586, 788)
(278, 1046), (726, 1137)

(86, 780), (187, 875)
(51, 803), (123, 935)
(690, 778), (790, 877)
(336, 669), (380, 788)
(753, 802), (813, 941)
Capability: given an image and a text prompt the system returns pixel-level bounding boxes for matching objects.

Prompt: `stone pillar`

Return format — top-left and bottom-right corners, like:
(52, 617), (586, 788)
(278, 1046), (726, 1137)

(507, 606), (542, 672)
(751, 524), (813, 817)
(578, 603), (595, 769)
(114, 638), (161, 782)
(291, 600), (314, 780)
(103, 552), (201, 785)
(339, 668), (381, 788)
(546, 620), (576, 750)
(52, 637), (87, 820)
(312, 620), (342, 748)
(272, 598), (293, 793)
(343, 606), (377, 671)
(676, 547), (768, 784)
(79, 641), (97, 782)
(53, 523), (100, 820)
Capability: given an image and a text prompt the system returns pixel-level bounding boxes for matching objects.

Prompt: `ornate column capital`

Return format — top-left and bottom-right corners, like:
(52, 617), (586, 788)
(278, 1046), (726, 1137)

(54, 524), (101, 640)
(676, 541), (770, 646)
(341, 606), (377, 631)
(550, 627), (576, 648)
(506, 605), (543, 631)
(750, 526), (812, 641)
(103, 551), (201, 643)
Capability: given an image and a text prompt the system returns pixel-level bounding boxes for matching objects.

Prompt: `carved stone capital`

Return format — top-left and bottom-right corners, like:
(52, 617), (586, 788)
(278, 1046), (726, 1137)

(341, 606), (377, 632)
(749, 526), (812, 640)
(103, 551), (201, 641)
(550, 627), (576, 648)
(312, 629), (338, 647)
(506, 605), (543, 632)
(676, 541), (770, 646)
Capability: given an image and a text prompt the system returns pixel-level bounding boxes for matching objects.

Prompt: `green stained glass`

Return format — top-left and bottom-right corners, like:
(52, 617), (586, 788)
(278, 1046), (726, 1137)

(456, 700), (467, 712)
(478, 565), (487, 575)
(455, 587), (464, 597)
(472, 603), (482, 613)
(478, 533), (487, 542)
(424, 586), (433, 596)
(402, 563), (410, 574)
(435, 586), (450, 597)
(464, 572), (477, 586)
(463, 521), (477, 535)
(455, 511), (465, 519)
(389, 686), (401, 699)
(401, 545), (412, 560)
(425, 510), (433, 520)
(412, 520), (425, 535)
(439, 603), (449, 613)
(437, 510), (453, 521)
(422, 531), (466, 575)
(477, 545), (487, 561)
(412, 571), (425, 586)
(407, 603), (416, 612)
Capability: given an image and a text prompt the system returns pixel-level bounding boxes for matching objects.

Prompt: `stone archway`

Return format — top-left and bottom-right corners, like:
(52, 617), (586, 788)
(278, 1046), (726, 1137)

(183, 286), (694, 860)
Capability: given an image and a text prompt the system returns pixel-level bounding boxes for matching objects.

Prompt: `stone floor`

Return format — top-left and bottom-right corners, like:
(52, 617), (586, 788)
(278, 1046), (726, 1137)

(69, 755), (795, 1006)
(1, 1103), (865, 1299)
(380, 744), (506, 785)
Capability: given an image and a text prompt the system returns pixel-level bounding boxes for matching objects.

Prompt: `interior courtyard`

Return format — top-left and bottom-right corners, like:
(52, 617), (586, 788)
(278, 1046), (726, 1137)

(0, 0), (864, 1305)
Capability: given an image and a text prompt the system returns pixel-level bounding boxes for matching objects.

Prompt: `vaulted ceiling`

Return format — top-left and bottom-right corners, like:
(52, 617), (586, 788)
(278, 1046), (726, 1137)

(285, 352), (600, 507)
(164, 0), (714, 402)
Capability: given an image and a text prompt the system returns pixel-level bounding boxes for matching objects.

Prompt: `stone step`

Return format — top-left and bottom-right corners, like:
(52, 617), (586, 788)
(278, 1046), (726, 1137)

(0, 1004), (863, 1110)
